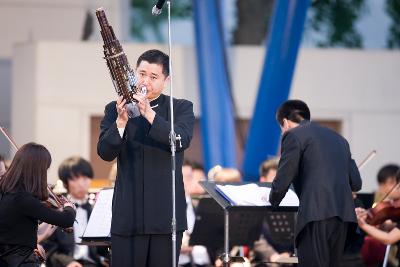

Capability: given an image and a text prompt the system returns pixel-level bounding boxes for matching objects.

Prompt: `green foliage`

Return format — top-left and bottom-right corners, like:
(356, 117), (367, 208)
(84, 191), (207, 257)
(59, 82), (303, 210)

(386, 0), (400, 48)
(308, 0), (366, 48)
(130, 0), (191, 42)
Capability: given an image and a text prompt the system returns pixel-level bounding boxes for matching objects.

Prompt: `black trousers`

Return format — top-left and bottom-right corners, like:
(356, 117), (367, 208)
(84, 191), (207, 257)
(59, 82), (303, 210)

(111, 232), (183, 267)
(297, 217), (348, 267)
(0, 245), (40, 267)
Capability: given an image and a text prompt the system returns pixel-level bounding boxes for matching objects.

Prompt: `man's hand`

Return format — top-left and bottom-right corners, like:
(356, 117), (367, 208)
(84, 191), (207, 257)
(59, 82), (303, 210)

(116, 96), (129, 128)
(270, 252), (291, 262)
(132, 94), (156, 124)
(66, 261), (83, 267)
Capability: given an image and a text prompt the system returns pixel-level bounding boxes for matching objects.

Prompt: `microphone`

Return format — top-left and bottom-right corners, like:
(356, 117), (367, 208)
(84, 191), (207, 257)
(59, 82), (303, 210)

(152, 0), (166, 16)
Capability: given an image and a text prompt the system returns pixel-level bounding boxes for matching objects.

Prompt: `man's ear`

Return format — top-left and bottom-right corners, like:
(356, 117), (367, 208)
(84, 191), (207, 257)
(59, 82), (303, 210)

(282, 118), (289, 129)
(164, 75), (170, 86)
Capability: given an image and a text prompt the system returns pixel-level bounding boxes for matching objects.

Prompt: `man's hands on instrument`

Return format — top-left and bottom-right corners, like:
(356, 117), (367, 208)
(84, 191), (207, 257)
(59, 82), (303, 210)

(116, 94), (156, 126)
(116, 96), (129, 128)
(131, 94), (155, 124)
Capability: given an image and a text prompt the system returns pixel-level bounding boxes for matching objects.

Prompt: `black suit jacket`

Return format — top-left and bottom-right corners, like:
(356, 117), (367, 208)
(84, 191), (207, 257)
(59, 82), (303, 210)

(44, 203), (103, 267)
(269, 120), (362, 240)
(97, 94), (195, 235)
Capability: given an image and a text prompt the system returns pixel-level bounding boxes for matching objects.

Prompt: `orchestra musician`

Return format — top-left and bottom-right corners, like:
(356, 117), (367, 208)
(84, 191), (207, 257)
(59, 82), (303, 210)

(355, 169), (400, 262)
(269, 100), (362, 267)
(44, 156), (109, 267)
(97, 49), (195, 267)
(0, 142), (76, 267)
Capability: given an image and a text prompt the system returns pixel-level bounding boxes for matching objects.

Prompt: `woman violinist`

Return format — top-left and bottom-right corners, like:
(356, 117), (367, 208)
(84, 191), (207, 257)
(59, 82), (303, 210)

(0, 142), (76, 267)
(355, 169), (400, 261)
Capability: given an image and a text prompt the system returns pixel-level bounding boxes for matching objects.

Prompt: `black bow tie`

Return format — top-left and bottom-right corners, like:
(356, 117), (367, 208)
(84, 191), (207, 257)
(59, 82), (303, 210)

(74, 202), (88, 209)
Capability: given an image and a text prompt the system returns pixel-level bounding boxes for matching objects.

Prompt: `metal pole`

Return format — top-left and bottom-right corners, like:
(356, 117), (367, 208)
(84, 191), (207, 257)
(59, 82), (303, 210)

(223, 210), (230, 267)
(166, 2), (177, 266)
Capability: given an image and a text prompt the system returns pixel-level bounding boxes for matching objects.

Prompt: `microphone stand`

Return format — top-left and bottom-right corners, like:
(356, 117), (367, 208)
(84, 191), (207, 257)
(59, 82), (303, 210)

(166, 2), (181, 267)
(152, 2), (180, 266)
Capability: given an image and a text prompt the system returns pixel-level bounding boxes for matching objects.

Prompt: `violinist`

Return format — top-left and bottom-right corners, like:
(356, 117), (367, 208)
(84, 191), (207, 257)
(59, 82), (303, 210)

(355, 169), (400, 258)
(374, 164), (399, 204)
(0, 142), (76, 267)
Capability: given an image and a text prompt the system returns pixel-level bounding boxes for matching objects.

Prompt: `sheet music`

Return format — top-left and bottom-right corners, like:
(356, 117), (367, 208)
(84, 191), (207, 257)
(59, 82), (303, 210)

(216, 183), (299, 207)
(82, 188), (113, 238)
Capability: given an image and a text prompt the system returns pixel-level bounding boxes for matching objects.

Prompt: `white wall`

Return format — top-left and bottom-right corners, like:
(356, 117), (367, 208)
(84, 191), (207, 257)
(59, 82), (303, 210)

(12, 42), (400, 192)
(0, 0), (127, 59)
(0, 0), (128, 157)
(291, 49), (400, 192)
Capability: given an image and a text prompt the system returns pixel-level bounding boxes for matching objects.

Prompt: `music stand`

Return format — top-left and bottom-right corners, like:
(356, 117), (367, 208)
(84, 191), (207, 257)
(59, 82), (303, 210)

(264, 212), (295, 246)
(79, 188), (113, 247)
(194, 181), (298, 266)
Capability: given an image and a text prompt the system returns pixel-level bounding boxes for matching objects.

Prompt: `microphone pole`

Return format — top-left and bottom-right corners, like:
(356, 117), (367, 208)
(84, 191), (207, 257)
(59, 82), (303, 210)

(153, 1), (180, 266)
(166, 3), (179, 266)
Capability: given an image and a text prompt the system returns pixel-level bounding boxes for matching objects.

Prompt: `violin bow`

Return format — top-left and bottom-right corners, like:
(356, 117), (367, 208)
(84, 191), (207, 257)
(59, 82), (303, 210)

(357, 150), (377, 170)
(0, 126), (18, 151)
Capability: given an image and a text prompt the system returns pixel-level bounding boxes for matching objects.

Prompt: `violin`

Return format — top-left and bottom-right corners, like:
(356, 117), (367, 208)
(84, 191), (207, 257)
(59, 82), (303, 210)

(45, 186), (74, 233)
(366, 198), (400, 225)
(366, 170), (400, 225)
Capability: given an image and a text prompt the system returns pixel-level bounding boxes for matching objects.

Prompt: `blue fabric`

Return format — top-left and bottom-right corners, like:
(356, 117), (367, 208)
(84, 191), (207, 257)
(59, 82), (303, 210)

(193, 0), (237, 171)
(242, 0), (311, 180)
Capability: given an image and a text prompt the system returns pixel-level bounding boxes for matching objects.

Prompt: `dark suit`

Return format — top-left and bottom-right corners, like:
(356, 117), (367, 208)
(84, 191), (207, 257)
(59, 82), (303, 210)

(44, 203), (105, 267)
(97, 94), (195, 266)
(269, 120), (362, 267)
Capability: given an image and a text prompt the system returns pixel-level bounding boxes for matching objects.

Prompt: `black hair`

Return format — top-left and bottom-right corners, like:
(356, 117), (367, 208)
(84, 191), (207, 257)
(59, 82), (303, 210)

(0, 142), (50, 201)
(58, 156), (93, 189)
(377, 164), (399, 184)
(276, 99), (311, 126)
(136, 49), (169, 77)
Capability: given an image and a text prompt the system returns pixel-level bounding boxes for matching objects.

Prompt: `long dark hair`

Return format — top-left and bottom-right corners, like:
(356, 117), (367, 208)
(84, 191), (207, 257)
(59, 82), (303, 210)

(0, 142), (51, 200)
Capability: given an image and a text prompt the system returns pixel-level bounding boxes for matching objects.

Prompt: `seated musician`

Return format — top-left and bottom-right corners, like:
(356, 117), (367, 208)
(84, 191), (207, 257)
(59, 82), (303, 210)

(374, 164), (399, 204)
(356, 166), (400, 266)
(252, 157), (293, 266)
(0, 143), (76, 267)
(208, 166), (242, 183)
(179, 160), (210, 267)
(43, 156), (108, 267)
(191, 162), (207, 196)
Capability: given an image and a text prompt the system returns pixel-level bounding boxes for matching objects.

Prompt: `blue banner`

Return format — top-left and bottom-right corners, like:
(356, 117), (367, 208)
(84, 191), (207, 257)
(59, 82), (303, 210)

(242, 0), (311, 180)
(193, 0), (237, 171)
